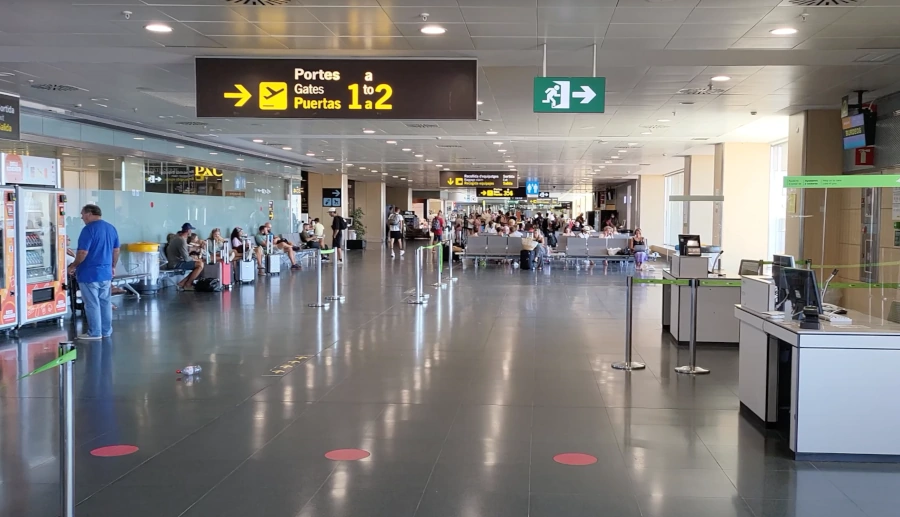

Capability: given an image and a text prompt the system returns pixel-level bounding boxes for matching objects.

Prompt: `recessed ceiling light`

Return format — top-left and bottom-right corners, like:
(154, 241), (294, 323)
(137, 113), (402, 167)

(711, 76), (731, 82)
(597, 166), (606, 169)
(770, 27), (798, 35)
(61, 153), (70, 156)
(641, 131), (652, 135)
(107, 158), (114, 161)
(605, 160), (612, 164)
(236, 158), (244, 161)
(382, 172), (388, 175)
(679, 101), (694, 106)
(420, 25), (447, 35)
(359, 166), (366, 169)
(401, 148), (412, 152)
(408, 179), (413, 182)
(144, 23), (173, 33)
(347, 163), (354, 166)
(372, 170), (378, 173)
(493, 142), (503, 145)
(386, 140), (397, 144)
(252, 139), (264, 143)
(285, 165), (292, 168)
(265, 162), (270, 165)
(657, 119), (671, 122)
(209, 152), (218, 155)
(477, 101), (484, 105)
(618, 150), (627, 153)
(497, 149), (507, 152)
(392, 175), (399, 178)
(306, 152), (315, 156)
(282, 146), (292, 150)
(425, 159), (433, 162)
(611, 156), (622, 159)
(133, 137), (144, 141)
(363, 129), (375, 134)
(628, 143), (637, 146)
(486, 131), (498, 135)
(175, 145), (185, 148)
(87, 164), (95, 167)
(415, 154), (423, 157)
(505, 160), (513, 163)
(326, 158), (334, 161)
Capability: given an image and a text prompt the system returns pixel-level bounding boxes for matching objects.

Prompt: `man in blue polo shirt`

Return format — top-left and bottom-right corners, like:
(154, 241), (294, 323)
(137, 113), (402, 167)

(67, 204), (119, 340)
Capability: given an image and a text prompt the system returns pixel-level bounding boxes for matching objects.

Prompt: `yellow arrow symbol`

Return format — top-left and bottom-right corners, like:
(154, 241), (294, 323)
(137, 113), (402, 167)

(447, 178), (454, 185)
(224, 84), (252, 107)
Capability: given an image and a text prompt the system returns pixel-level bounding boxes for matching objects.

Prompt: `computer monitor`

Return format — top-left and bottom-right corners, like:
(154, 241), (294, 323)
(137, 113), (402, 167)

(739, 259), (762, 276)
(771, 254), (795, 302)
(772, 254), (795, 269)
(781, 267), (823, 318)
(678, 234), (701, 256)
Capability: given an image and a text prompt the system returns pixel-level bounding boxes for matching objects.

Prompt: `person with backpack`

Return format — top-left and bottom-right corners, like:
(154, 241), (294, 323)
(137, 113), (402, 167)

(329, 207), (346, 264)
(387, 206), (405, 258)
(430, 210), (445, 247)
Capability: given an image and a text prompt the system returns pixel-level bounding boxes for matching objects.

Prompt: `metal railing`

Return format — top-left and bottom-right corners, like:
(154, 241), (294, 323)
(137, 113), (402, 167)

(308, 249), (339, 308)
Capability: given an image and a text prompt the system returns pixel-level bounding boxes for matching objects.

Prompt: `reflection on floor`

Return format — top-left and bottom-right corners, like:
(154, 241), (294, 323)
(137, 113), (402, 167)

(0, 250), (893, 517)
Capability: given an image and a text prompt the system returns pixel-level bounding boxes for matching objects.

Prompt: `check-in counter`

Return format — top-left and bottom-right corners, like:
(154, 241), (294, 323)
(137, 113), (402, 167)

(735, 304), (900, 461)
(662, 256), (741, 345)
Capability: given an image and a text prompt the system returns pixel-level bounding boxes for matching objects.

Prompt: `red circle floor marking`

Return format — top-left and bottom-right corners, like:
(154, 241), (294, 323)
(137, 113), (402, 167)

(553, 453), (598, 466)
(91, 445), (139, 457)
(325, 448), (370, 461)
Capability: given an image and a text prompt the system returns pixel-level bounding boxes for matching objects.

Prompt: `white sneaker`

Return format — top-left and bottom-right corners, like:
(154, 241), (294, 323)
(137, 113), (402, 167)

(400, 250), (405, 257)
(391, 252), (395, 258)
(77, 334), (101, 341)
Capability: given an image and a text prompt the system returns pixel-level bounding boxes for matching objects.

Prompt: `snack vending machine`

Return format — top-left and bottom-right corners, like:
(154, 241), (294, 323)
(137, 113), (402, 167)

(16, 187), (67, 326)
(1, 153), (67, 327)
(0, 187), (17, 331)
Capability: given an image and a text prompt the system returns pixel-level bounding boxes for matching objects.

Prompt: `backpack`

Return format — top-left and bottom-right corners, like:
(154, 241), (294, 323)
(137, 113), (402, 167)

(338, 217), (348, 230)
(195, 277), (222, 292)
(389, 213), (401, 227)
(431, 218), (441, 231)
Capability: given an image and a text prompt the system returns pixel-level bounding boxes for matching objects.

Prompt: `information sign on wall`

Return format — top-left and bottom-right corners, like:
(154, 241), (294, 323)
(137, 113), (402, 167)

(322, 188), (342, 208)
(0, 154), (58, 187)
(196, 58), (477, 120)
(0, 93), (19, 142)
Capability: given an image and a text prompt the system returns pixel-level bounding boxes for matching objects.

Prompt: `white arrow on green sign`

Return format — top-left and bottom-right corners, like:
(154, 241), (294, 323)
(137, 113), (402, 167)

(783, 175), (900, 189)
(533, 77), (605, 113)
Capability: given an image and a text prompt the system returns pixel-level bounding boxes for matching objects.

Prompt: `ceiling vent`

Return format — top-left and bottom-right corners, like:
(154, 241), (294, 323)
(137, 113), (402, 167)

(677, 86), (726, 95)
(225, 0), (295, 5)
(691, 137), (710, 141)
(30, 84), (85, 92)
(786, 0), (858, 6)
(436, 144), (462, 149)
(404, 122), (440, 129)
(176, 121), (208, 126)
(640, 124), (669, 129)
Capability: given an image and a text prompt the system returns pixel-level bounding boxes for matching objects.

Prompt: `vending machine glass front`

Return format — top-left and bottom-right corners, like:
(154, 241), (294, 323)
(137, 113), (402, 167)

(23, 190), (58, 294)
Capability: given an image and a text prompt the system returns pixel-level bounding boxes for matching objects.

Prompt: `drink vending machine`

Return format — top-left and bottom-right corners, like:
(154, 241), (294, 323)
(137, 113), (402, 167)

(0, 153), (67, 328)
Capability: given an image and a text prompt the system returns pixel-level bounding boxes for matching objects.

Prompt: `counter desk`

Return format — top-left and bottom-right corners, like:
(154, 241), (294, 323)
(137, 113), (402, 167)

(661, 255), (741, 345)
(735, 304), (900, 461)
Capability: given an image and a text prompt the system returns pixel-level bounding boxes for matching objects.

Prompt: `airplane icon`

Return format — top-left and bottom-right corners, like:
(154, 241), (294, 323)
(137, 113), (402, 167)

(258, 81), (288, 110)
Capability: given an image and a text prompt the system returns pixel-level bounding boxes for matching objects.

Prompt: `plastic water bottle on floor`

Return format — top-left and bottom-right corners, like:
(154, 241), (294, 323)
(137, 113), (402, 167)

(177, 365), (202, 375)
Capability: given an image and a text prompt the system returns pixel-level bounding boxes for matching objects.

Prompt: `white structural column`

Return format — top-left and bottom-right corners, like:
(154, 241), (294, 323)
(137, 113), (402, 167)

(715, 143), (771, 272)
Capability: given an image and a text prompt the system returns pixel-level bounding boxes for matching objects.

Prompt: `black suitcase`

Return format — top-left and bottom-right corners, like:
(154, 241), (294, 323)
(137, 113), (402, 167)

(520, 249), (533, 270)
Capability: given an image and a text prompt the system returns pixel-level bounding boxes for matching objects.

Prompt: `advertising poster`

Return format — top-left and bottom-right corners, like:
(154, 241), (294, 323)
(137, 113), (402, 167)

(1, 153), (59, 187)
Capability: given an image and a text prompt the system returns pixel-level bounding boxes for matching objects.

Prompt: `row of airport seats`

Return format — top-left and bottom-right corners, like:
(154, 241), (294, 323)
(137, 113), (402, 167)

(464, 235), (635, 266)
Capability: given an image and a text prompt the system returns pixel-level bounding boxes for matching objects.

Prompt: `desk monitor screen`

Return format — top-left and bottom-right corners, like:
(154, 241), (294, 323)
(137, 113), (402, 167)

(739, 259), (762, 276)
(678, 234), (701, 256)
(782, 267), (823, 318)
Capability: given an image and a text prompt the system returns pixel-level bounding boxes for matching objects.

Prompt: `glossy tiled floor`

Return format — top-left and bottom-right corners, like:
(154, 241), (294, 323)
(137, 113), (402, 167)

(0, 248), (896, 517)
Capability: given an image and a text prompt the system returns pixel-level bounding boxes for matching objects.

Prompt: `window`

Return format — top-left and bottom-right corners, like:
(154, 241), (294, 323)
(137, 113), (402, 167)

(664, 171), (685, 246)
(768, 142), (788, 256)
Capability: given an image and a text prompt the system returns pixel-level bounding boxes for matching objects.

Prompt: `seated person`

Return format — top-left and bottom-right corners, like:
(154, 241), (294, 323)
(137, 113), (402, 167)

(299, 223), (320, 249)
(164, 223), (203, 291)
(230, 227), (250, 261)
(207, 228), (232, 261)
(187, 233), (204, 259)
(578, 227), (592, 239)
(601, 226), (617, 238)
(256, 225), (301, 270)
(509, 225), (524, 238)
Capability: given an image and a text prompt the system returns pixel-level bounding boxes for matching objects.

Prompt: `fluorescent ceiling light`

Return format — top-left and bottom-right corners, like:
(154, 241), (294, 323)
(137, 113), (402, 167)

(497, 149), (506, 152)
(420, 25), (446, 35)
(641, 131), (652, 135)
(305, 152), (315, 156)
(133, 137), (144, 141)
(436, 165), (443, 167)
(505, 160), (513, 163)
(236, 158), (244, 161)
(711, 76), (731, 82)
(770, 27), (797, 35)
(628, 143), (637, 146)
(414, 154), (424, 158)
(363, 129), (375, 134)
(657, 119), (671, 122)
(401, 148), (412, 152)
(477, 101), (484, 105)
(408, 179), (413, 182)
(359, 166), (366, 169)
(486, 131), (498, 135)
(493, 142), (503, 145)
(618, 150), (627, 153)
(175, 145), (185, 148)
(61, 153), (70, 156)
(326, 158), (334, 161)
(107, 158), (115, 161)
(87, 164), (95, 167)
(382, 172), (388, 175)
(252, 139), (264, 143)
(386, 140), (397, 144)
(209, 152), (217, 155)
(425, 159), (433, 162)
(144, 23), (172, 33)
(392, 175), (399, 178)
(282, 146), (292, 150)
(605, 160), (612, 164)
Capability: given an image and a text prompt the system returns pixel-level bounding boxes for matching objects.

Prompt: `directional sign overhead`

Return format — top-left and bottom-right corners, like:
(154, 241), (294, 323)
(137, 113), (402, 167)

(322, 188), (342, 207)
(525, 179), (540, 197)
(783, 175), (900, 189)
(0, 93), (20, 142)
(478, 187), (526, 198)
(196, 58), (477, 119)
(533, 77), (606, 113)
(440, 171), (518, 189)
(538, 191), (550, 199)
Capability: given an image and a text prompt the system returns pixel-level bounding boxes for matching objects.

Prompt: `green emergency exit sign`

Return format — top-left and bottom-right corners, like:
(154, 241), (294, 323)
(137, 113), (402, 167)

(783, 175), (900, 189)
(533, 77), (605, 113)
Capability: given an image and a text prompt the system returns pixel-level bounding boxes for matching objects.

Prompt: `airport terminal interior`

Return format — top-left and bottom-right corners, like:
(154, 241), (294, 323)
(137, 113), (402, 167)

(3, 1), (900, 516)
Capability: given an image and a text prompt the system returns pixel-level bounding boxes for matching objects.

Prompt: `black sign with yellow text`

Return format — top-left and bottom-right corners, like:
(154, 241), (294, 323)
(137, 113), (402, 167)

(0, 93), (20, 142)
(195, 58), (477, 119)
(478, 187), (526, 199)
(440, 171), (518, 189)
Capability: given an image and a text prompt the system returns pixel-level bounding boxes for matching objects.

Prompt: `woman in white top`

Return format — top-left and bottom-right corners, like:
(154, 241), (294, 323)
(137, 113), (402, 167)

(485, 222), (499, 235)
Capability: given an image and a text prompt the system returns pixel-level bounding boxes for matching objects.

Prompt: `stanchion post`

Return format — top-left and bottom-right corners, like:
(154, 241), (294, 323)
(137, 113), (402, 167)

(308, 249), (330, 308)
(59, 341), (75, 517)
(613, 276), (646, 371)
(447, 235), (458, 282)
(408, 247), (428, 304)
(326, 249), (345, 302)
(675, 278), (709, 375)
(433, 243), (444, 287)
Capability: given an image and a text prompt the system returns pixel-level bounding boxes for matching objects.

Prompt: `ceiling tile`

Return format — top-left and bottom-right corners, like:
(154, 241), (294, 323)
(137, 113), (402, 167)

(323, 23), (402, 37)
(611, 7), (694, 24)
(468, 23), (536, 38)
(461, 7), (536, 24)
(684, 8), (776, 25)
(538, 24), (606, 39)
(258, 23), (336, 37)
(605, 24), (682, 39)
(207, 36), (289, 50)
(838, 6), (900, 25)
(406, 35), (475, 51)
(729, 37), (803, 49)
(182, 22), (270, 37)
(227, 6), (318, 23)
(793, 38), (873, 51)
(673, 24), (752, 39)
(471, 37), (538, 50)
(537, 7), (615, 24)
(601, 38), (671, 50)
(381, 6), (465, 23)
(304, 7), (393, 24)
(153, 6), (249, 23)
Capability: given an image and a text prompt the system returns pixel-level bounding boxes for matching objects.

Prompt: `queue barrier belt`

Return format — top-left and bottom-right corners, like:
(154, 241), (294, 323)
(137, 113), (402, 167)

(700, 279), (742, 287)
(632, 278), (689, 286)
(319, 249), (335, 255)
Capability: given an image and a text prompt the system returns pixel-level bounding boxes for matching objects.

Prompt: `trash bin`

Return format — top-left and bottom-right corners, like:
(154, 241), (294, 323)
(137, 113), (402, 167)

(124, 242), (160, 294)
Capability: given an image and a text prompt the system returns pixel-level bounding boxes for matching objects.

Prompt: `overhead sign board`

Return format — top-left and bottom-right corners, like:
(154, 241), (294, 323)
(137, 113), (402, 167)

(440, 171), (518, 189)
(783, 175), (900, 189)
(1, 154), (58, 187)
(525, 179), (540, 197)
(477, 187), (526, 199)
(322, 188), (342, 207)
(538, 191), (550, 199)
(0, 93), (19, 142)
(533, 77), (606, 113)
(196, 58), (477, 120)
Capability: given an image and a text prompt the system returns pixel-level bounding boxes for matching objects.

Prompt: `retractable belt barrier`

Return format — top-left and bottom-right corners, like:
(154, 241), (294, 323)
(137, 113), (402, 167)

(612, 277), (709, 375)
(20, 342), (77, 517)
(407, 243), (453, 305)
(308, 249), (339, 308)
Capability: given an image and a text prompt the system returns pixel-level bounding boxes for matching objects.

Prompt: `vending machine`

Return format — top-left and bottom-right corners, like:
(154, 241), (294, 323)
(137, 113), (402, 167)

(0, 153), (67, 327)
(0, 186), (17, 331)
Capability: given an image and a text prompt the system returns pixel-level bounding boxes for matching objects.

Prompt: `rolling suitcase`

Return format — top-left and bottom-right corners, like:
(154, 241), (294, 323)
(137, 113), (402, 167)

(235, 239), (255, 283)
(265, 236), (281, 275)
(201, 240), (234, 290)
(519, 249), (533, 270)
